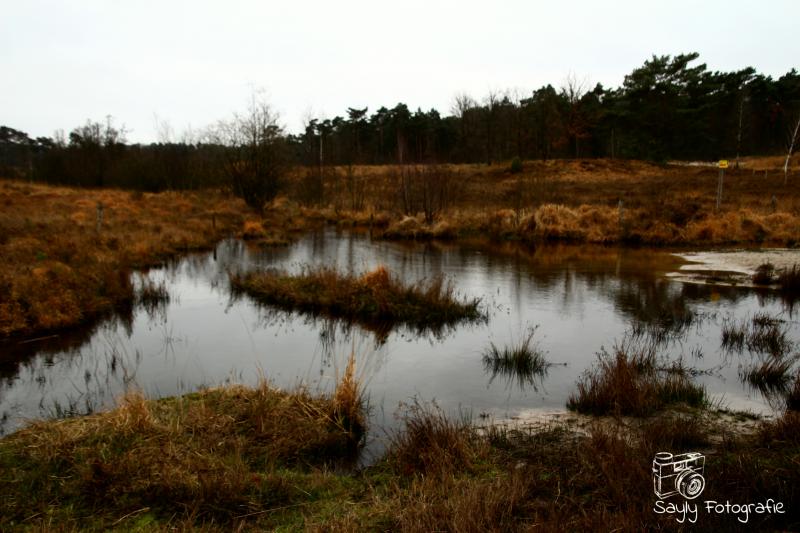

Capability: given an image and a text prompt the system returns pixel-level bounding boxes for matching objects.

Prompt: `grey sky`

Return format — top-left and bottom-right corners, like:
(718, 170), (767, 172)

(2, 0), (798, 143)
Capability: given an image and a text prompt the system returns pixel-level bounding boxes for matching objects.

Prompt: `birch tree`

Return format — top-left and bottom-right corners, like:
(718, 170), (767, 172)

(785, 112), (800, 184)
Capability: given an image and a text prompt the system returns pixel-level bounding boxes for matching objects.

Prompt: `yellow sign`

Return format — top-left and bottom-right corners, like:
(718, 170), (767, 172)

(719, 160), (729, 169)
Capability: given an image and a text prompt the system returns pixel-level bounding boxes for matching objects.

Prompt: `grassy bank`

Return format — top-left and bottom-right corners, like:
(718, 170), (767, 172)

(231, 265), (484, 335)
(0, 180), (251, 339)
(2, 387), (798, 530)
(0, 368), (365, 530)
(1, 325), (797, 530)
(290, 157), (800, 246)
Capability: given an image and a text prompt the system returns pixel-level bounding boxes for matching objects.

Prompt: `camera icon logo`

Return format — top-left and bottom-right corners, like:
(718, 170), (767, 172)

(653, 451), (706, 500)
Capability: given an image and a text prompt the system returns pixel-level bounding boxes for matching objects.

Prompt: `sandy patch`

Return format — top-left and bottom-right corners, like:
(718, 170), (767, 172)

(667, 249), (800, 287)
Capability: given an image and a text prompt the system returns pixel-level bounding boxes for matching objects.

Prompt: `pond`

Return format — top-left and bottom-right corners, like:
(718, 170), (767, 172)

(1, 229), (798, 459)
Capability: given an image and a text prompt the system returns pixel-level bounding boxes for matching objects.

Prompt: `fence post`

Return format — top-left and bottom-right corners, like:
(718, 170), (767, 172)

(96, 202), (104, 232)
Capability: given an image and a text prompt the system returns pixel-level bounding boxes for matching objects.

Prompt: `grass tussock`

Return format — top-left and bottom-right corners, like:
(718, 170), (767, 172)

(0, 180), (245, 338)
(786, 374), (800, 411)
(778, 264), (800, 294)
(752, 262), (777, 285)
(0, 379), (365, 530)
(230, 264), (484, 333)
(721, 313), (792, 357)
(134, 277), (170, 314)
(567, 340), (707, 416)
(240, 218), (293, 246)
(483, 326), (551, 389)
(387, 401), (484, 477)
(741, 356), (797, 392)
(332, 351), (366, 438)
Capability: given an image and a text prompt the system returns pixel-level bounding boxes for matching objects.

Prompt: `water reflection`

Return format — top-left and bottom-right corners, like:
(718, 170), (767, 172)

(1, 230), (799, 440)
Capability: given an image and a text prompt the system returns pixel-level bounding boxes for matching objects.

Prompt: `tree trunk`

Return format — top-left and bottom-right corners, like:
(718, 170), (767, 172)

(785, 114), (800, 184)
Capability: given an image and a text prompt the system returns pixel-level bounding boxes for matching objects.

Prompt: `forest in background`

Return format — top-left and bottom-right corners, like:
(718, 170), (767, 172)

(1, 53), (799, 194)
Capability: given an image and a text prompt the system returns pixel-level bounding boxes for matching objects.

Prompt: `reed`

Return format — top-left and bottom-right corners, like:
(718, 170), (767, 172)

(567, 341), (707, 416)
(482, 327), (551, 389)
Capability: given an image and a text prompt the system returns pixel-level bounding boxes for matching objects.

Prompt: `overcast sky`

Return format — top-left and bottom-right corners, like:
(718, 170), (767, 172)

(2, 0), (798, 143)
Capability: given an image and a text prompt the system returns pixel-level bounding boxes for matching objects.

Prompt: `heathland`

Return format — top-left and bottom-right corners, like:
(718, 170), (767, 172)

(2, 155), (800, 341)
(1, 155), (800, 530)
(1, 351), (798, 530)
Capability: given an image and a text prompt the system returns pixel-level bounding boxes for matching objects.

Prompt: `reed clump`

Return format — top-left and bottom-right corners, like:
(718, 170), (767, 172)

(752, 262), (776, 285)
(230, 264), (484, 332)
(721, 313), (792, 357)
(482, 327), (551, 389)
(567, 341), (707, 416)
(778, 264), (800, 294)
(741, 357), (797, 392)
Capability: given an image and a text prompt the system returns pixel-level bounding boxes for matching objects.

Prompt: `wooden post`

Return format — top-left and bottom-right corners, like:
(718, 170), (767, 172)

(96, 202), (104, 232)
(716, 168), (724, 210)
(771, 195), (777, 213)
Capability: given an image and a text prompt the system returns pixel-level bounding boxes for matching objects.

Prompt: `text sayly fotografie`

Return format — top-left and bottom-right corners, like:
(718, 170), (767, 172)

(654, 499), (785, 524)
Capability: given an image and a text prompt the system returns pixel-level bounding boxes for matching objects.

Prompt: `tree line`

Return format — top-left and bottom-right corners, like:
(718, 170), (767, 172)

(292, 53), (799, 165)
(1, 53), (798, 204)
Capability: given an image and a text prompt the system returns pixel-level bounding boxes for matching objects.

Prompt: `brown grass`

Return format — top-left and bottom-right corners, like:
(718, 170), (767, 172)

(567, 340), (708, 416)
(0, 180), (246, 338)
(230, 264), (484, 335)
(2, 380), (798, 530)
(288, 157), (800, 245)
(0, 380), (365, 529)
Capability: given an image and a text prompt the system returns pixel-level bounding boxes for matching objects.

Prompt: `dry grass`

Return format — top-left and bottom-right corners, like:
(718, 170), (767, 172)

(0, 180), (246, 338)
(2, 380), (799, 530)
(0, 379), (365, 530)
(230, 264), (484, 335)
(387, 401), (484, 477)
(482, 327), (551, 389)
(778, 264), (800, 294)
(289, 157), (800, 246)
(721, 313), (793, 357)
(786, 374), (800, 412)
(321, 407), (800, 531)
(567, 340), (708, 416)
(742, 356), (798, 392)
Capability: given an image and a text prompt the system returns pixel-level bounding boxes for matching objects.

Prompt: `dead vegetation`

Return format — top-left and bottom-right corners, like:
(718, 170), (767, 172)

(0, 373), (365, 530)
(2, 359), (799, 530)
(230, 264), (484, 335)
(0, 180), (245, 339)
(567, 339), (708, 416)
(288, 157), (800, 246)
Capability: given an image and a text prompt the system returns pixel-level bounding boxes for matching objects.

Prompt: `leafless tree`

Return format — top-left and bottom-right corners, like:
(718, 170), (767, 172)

(153, 113), (174, 144)
(208, 90), (286, 212)
(561, 73), (590, 158)
(484, 89), (500, 165)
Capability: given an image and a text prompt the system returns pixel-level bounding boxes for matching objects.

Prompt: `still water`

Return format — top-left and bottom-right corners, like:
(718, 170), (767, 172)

(1, 229), (797, 452)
